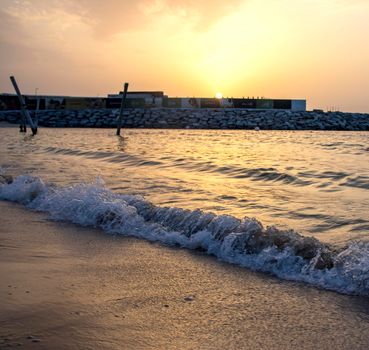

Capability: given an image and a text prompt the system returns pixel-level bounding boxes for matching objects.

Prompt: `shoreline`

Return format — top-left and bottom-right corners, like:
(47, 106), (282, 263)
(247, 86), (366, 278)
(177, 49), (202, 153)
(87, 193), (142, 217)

(1, 201), (369, 349)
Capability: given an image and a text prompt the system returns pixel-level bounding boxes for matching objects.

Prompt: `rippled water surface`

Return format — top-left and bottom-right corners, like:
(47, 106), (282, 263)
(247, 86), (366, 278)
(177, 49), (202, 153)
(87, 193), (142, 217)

(1, 127), (368, 244)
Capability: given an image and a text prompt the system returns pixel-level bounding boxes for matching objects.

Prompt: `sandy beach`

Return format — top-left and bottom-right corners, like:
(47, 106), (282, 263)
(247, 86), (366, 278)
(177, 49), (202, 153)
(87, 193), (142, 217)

(0, 201), (368, 349)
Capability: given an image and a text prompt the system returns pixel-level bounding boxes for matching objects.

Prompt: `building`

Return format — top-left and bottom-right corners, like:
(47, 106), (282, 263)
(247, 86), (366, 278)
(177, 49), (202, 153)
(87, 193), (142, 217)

(0, 91), (306, 111)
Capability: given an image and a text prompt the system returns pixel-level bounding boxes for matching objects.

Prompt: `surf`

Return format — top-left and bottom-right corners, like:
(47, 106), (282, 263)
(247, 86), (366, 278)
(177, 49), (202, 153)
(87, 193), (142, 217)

(1, 173), (368, 297)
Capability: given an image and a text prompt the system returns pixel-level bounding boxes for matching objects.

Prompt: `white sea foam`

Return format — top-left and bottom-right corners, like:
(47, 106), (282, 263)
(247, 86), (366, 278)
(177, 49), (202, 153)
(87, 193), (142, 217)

(0, 174), (368, 296)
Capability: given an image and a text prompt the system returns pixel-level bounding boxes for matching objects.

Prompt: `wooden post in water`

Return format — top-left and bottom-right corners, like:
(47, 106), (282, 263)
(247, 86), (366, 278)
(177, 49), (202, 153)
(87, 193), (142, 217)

(10, 76), (38, 135)
(116, 82), (129, 136)
(35, 87), (39, 128)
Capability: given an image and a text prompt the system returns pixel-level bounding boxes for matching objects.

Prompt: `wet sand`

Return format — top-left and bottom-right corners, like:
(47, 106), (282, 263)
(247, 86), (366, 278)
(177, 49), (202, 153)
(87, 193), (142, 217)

(1, 201), (369, 350)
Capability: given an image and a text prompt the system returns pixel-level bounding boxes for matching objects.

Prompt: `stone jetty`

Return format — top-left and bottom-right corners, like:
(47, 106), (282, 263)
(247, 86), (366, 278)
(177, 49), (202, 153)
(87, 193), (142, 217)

(0, 109), (368, 130)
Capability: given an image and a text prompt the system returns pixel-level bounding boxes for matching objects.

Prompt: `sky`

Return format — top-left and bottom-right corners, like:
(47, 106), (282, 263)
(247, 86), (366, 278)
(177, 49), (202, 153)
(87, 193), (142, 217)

(0, 0), (368, 112)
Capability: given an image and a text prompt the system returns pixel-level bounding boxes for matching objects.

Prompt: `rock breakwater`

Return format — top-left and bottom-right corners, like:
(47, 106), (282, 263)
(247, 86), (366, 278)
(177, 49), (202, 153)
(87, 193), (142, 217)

(0, 109), (368, 130)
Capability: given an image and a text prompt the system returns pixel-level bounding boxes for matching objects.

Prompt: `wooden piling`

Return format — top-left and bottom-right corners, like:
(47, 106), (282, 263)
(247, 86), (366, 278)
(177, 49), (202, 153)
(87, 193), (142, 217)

(35, 88), (40, 128)
(9, 76), (38, 135)
(116, 83), (129, 136)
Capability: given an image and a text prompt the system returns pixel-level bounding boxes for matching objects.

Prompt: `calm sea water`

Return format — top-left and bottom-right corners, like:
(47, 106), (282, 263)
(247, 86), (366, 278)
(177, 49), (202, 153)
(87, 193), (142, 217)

(1, 127), (368, 245)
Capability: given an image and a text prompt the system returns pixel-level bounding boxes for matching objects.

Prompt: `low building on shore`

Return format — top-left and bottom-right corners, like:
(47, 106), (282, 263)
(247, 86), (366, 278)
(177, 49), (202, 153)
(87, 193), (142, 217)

(0, 91), (306, 112)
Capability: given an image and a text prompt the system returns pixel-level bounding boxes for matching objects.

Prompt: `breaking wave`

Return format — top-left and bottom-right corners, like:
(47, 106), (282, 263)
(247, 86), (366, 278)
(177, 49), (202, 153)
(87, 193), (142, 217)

(1, 173), (368, 296)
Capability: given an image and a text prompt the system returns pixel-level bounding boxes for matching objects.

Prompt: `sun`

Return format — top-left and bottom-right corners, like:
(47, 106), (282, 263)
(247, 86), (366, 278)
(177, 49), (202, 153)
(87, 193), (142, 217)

(215, 92), (223, 99)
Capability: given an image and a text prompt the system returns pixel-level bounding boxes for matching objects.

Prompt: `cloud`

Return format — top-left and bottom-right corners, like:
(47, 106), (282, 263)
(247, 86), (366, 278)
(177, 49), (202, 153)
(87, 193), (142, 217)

(61, 0), (243, 37)
(165, 0), (243, 30)
(0, 8), (33, 67)
(0, 0), (244, 38)
(0, 8), (24, 41)
(0, 4), (94, 94)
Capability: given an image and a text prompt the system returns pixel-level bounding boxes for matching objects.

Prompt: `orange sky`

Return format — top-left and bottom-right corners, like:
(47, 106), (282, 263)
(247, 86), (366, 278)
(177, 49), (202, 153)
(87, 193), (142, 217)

(1, 0), (368, 112)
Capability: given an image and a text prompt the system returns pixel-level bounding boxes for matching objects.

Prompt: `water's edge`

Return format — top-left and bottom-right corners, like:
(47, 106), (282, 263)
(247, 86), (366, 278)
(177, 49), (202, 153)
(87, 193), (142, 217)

(1, 173), (368, 297)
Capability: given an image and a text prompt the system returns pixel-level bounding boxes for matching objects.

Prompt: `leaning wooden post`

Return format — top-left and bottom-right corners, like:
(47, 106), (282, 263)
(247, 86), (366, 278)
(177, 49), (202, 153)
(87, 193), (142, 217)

(116, 82), (129, 136)
(9, 76), (38, 135)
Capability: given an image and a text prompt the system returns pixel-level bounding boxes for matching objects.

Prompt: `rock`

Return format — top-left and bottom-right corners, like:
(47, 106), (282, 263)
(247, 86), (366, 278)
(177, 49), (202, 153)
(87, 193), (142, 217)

(1, 109), (368, 130)
(184, 296), (194, 302)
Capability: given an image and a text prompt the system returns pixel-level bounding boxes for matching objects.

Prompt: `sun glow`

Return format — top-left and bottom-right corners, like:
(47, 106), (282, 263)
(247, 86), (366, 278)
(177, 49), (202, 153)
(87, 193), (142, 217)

(215, 92), (223, 99)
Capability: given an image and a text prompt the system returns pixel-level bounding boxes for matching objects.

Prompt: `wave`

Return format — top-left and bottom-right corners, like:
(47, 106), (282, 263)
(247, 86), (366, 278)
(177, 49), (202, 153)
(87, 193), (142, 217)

(342, 175), (369, 190)
(43, 146), (311, 186)
(1, 173), (368, 296)
(42, 146), (369, 190)
(44, 146), (164, 166)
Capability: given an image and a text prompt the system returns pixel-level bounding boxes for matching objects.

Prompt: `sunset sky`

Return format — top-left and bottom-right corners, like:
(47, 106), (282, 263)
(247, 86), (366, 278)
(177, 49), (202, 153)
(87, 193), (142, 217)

(1, 0), (368, 112)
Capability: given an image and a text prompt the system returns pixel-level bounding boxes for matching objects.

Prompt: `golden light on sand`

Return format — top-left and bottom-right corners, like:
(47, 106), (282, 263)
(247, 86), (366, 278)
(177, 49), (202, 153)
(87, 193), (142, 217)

(215, 92), (223, 99)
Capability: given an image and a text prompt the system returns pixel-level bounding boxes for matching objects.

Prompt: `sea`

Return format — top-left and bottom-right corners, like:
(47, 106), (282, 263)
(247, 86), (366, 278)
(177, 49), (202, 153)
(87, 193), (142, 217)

(0, 127), (368, 295)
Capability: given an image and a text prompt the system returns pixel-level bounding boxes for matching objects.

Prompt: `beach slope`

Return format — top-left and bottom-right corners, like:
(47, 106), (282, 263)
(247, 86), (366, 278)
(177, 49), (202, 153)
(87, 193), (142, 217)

(1, 201), (369, 349)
